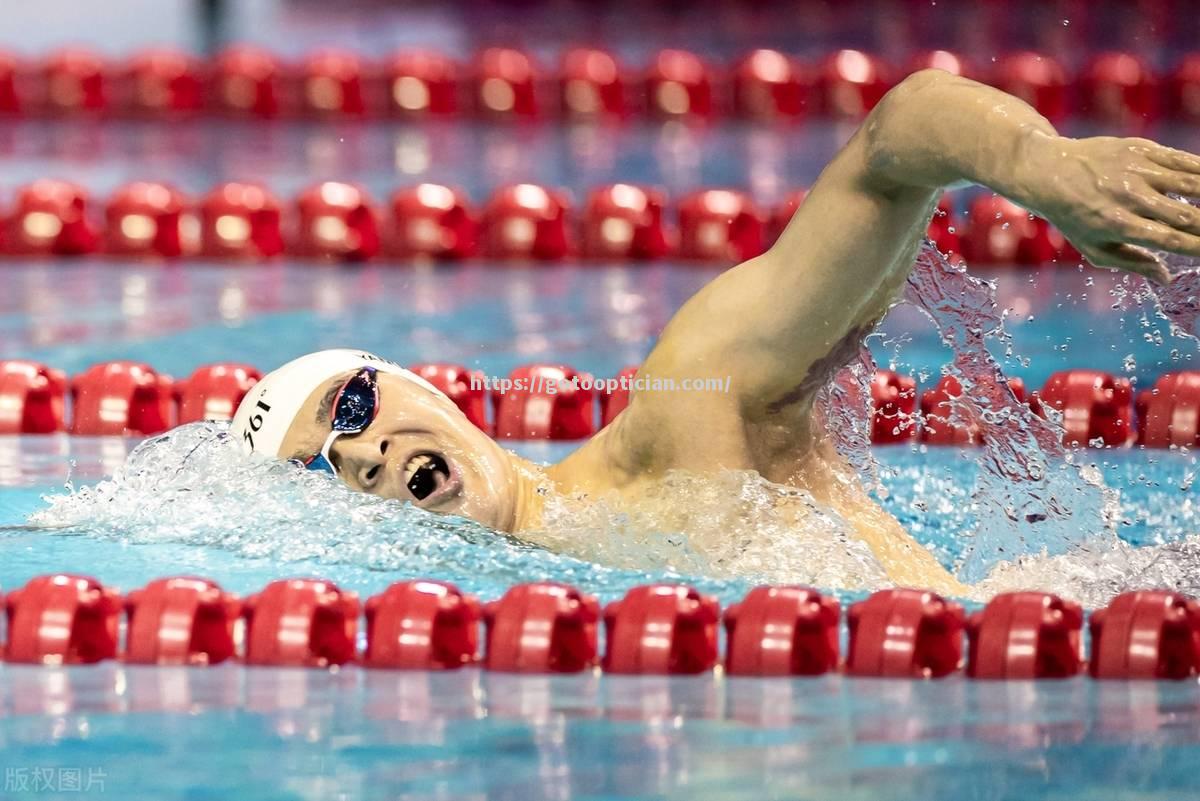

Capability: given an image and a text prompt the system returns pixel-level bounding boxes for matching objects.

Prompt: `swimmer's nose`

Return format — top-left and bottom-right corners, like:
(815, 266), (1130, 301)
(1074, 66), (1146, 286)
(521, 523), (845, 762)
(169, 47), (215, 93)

(331, 435), (390, 492)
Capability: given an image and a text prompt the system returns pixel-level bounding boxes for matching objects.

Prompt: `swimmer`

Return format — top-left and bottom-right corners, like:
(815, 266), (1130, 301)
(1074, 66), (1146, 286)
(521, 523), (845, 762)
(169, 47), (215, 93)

(231, 70), (1200, 595)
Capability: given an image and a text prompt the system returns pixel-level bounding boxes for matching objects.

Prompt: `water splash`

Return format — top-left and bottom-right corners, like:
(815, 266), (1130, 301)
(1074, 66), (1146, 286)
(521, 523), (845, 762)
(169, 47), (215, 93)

(820, 245), (1115, 582)
(900, 246), (1115, 580)
(819, 241), (1200, 597)
(29, 422), (756, 603)
(31, 420), (889, 597)
(534, 470), (889, 589)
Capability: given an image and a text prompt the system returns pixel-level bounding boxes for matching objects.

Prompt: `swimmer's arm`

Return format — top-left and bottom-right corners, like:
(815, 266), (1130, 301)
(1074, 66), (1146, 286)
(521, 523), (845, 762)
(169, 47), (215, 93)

(631, 69), (1200, 434)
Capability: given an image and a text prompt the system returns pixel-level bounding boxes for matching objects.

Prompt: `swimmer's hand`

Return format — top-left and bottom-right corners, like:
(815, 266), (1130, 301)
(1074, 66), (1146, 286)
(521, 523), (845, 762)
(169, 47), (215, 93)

(1014, 134), (1200, 285)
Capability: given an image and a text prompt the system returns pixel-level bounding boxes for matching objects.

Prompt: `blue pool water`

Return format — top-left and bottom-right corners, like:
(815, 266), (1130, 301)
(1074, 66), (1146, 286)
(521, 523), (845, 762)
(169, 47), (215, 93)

(2, 664), (1200, 801)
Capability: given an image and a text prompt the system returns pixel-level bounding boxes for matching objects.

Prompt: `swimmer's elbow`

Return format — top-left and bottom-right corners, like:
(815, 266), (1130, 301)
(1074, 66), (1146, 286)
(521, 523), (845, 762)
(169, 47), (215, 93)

(861, 69), (970, 192)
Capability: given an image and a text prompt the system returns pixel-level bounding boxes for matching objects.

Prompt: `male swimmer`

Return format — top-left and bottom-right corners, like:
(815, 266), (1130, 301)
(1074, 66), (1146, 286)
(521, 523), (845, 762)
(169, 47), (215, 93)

(231, 70), (1200, 595)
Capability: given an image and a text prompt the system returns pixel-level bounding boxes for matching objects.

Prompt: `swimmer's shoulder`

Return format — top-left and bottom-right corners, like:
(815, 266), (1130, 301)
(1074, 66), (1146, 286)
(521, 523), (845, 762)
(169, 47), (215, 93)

(546, 409), (661, 495)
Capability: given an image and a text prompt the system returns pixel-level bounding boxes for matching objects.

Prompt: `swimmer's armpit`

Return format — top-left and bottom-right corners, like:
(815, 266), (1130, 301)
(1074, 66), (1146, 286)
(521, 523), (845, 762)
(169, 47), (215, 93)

(764, 322), (873, 416)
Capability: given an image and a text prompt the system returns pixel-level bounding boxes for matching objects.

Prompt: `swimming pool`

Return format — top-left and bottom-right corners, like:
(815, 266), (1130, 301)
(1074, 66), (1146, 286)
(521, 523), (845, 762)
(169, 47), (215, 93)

(6, 1), (1200, 791)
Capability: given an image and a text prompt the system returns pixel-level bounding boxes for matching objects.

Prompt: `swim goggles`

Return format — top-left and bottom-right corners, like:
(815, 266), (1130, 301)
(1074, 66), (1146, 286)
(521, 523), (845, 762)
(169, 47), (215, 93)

(294, 366), (379, 476)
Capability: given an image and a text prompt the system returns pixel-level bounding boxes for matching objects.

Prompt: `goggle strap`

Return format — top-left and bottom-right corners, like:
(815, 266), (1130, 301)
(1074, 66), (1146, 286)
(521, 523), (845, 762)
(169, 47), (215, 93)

(318, 429), (342, 474)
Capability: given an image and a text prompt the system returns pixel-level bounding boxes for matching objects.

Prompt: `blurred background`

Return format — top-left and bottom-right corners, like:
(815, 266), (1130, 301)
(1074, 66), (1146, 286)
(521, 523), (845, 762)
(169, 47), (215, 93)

(2, 0), (1191, 60)
(0, 0), (1197, 203)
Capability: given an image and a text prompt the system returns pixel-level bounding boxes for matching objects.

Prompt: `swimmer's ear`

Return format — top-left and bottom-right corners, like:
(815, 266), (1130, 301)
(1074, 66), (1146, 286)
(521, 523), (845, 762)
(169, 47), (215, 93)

(1088, 242), (1171, 285)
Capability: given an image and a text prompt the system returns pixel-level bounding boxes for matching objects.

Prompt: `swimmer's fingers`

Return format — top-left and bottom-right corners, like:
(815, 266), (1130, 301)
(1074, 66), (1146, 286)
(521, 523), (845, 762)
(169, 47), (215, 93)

(1080, 242), (1170, 284)
(1122, 181), (1200, 237)
(1144, 144), (1200, 176)
(1109, 214), (1200, 262)
(1131, 161), (1200, 200)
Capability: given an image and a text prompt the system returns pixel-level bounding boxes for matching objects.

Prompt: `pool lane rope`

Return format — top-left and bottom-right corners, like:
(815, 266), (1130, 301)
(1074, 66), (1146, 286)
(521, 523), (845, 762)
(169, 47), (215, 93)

(3, 177), (1076, 266)
(2, 359), (1194, 448)
(4, 575), (1197, 680)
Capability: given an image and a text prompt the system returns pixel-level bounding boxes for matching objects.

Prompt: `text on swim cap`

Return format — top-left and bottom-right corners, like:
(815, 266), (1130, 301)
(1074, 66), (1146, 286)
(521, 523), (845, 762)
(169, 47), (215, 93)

(242, 399), (272, 449)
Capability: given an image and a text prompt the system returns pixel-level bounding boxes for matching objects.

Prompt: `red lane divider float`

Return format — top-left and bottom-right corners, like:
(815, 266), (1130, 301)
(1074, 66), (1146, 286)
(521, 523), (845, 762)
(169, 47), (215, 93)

(388, 184), (478, 260)
(70, 361), (174, 436)
(993, 51), (1072, 124)
(483, 582), (599, 673)
(582, 184), (671, 260)
(724, 586), (840, 676)
(0, 177), (1085, 265)
(961, 194), (1076, 266)
(482, 183), (572, 260)
(475, 47), (540, 119)
(364, 580), (480, 670)
(5, 574), (121, 664)
(118, 48), (205, 117)
(561, 47), (627, 120)
(242, 578), (359, 667)
(0, 360), (66, 434)
(1079, 52), (1160, 128)
(871, 370), (918, 444)
(1169, 53), (1200, 123)
(5, 574), (1198, 680)
(0, 46), (1192, 125)
(296, 181), (381, 262)
(200, 181), (285, 260)
(1089, 590), (1200, 679)
(734, 49), (809, 122)
(2, 358), (1196, 447)
(846, 588), (965, 678)
(175, 364), (262, 426)
(493, 364), (596, 440)
(817, 49), (894, 119)
(1137, 371), (1200, 448)
(387, 50), (459, 117)
(966, 592), (1083, 679)
(1041, 369), (1134, 447)
(300, 49), (368, 118)
(920, 375), (980, 446)
(645, 49), (714, 121)
(6, 180), (99, 256)
(106, 181), (191, 258)
(677, 189), (764, 262)
(212, 45), (287, 119)
(603, 584), (720, 674)
(409, 363), (490, 433)
(907, 49), (976, 81)
(125, 576), (240, 666)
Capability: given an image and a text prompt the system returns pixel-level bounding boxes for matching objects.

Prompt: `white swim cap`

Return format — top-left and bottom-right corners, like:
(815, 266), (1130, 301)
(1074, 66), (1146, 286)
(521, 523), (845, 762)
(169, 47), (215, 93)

(230, 349), (446, 457)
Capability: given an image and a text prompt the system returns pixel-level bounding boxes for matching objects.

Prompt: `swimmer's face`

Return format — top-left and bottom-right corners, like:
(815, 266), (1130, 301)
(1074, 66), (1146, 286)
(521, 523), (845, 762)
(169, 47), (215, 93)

(279, 371), (520, 530)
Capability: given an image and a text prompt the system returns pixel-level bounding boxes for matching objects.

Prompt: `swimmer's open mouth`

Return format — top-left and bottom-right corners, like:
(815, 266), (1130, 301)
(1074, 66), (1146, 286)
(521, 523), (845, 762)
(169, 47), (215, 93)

(403, 451), (456, 503)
